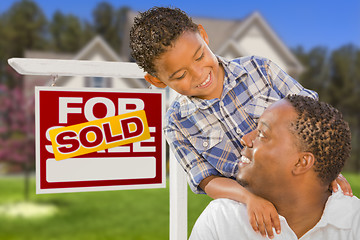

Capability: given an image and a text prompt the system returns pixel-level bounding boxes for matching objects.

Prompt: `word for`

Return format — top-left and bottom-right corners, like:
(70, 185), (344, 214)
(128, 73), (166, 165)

(59, 97), (145, 123)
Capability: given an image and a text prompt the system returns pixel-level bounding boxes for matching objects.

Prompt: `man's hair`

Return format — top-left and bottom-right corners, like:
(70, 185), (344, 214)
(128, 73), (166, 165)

(285, 94), (351, 185)
(129, 6), (198, 76)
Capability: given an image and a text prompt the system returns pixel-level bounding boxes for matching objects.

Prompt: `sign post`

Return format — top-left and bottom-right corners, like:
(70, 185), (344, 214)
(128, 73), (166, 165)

(8, 58), (188, 240)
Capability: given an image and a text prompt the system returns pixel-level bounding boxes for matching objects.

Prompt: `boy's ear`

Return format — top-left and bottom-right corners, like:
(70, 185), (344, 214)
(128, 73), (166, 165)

(292, 152), (315, 176)
(197, 24), (209, 45)
(144, 73), (167, 88)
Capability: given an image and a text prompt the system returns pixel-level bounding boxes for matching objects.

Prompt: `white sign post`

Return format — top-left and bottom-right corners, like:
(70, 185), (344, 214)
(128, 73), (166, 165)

(8, 58), (188, 240)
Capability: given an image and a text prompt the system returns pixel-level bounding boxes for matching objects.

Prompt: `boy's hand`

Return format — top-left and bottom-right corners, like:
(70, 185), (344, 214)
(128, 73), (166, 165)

(330, 173), (353, 196)
(246, 194), (281, 239)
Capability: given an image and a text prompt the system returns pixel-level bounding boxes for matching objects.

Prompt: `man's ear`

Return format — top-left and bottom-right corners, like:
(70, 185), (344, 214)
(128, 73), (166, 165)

(144, 73), (167, 88)
(197, 24), (209, 45)
(292, 152), (315, 176)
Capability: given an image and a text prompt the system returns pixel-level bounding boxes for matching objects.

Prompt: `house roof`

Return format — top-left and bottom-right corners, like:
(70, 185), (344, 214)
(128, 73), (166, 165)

(73, 35), (122, 61)
(192, 16), (241, 53)
(194, 12), (303, 75)
(24, 35), (147, 90)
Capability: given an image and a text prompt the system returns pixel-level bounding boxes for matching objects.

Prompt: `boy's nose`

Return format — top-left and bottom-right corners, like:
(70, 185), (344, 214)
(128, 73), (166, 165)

(190, 64), (203, 80)
(240, 130), (256, 148)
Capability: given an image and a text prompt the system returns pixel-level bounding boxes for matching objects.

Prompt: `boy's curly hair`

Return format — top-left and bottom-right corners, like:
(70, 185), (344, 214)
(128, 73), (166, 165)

(285, 94), (351, 185)
(129, 7), (198, 76)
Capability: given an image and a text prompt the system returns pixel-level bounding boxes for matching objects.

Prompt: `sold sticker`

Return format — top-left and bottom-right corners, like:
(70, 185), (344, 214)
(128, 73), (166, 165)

(49, 110), (150, 160)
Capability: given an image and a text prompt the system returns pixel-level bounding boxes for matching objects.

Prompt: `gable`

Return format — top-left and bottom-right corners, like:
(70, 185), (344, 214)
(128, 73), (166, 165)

(217, 12), (303, 76)
(56, 36), (147, 88)
(182, 12), (303, 77)
(192, 17), (240, 53)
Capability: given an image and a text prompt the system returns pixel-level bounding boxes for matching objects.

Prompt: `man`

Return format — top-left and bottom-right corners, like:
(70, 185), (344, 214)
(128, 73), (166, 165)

(189, 94), (360, 240)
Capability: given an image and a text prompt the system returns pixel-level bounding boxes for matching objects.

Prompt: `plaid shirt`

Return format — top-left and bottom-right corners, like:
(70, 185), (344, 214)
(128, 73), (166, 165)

(164, 56), (318, 194)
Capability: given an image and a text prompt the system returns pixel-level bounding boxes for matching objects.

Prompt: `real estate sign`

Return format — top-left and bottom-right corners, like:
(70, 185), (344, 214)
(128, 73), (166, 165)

(35, 87), (165, 194)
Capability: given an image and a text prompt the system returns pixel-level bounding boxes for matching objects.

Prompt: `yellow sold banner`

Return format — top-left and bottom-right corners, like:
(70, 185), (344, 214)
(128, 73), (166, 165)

(49, 110), (150, 160)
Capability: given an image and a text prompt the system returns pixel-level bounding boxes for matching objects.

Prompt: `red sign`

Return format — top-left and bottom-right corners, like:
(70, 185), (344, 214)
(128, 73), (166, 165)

(35, 87), (165, 194)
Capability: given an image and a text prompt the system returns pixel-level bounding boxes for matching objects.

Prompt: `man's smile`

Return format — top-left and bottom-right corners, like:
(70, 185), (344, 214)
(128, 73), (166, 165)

(239, 155), (252, 167)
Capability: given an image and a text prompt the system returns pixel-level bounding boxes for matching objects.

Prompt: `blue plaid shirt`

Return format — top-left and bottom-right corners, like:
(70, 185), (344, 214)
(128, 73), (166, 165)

(164, 56), (318, 194)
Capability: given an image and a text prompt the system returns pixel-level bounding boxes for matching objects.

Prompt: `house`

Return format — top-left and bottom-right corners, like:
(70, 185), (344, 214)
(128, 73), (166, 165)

(24, 10), (303, 99)
(23, 36), (148, 100)
(121, 10), (303, 78)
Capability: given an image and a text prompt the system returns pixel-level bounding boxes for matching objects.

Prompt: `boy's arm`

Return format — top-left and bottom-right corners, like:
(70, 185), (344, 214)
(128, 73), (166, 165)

(200, 176), (281, 239)
(164, 113), (225, 194)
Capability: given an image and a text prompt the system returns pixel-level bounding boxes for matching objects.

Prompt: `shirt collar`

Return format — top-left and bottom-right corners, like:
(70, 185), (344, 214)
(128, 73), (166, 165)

(275, 191), (357, 239)
(178, 56), (248, 117)
(315, 190), (357, 230)
(217, 56), (248, 93)
(178, 95), (218, 117)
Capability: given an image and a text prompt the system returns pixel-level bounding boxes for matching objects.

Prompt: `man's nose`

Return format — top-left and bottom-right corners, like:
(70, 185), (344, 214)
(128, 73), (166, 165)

(240, 130), (256, 148)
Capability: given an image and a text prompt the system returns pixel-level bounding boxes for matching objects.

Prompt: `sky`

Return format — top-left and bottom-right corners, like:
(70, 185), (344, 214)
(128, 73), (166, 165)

(0, 0), (359, 51)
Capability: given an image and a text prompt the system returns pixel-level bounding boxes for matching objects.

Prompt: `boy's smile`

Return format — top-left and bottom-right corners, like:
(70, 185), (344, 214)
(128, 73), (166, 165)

(145, 25), (225, 100)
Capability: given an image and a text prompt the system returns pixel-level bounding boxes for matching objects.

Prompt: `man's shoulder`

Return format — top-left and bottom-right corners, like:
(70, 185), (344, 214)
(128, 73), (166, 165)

(331, 191), (360, 209)
(324, 191), (360, 227)
(190, 199), (264, 240)
(205, 198), (247, 217)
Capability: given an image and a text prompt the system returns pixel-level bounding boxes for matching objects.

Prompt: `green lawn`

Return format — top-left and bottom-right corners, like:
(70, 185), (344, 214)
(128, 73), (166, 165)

(0, 177), (211, 240)
(0, 173), (359, 240)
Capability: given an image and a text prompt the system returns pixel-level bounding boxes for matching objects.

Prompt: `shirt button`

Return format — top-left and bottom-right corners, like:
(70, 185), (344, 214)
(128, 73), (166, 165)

(236, 128), (241, 134)
(203, 141), (209, 147)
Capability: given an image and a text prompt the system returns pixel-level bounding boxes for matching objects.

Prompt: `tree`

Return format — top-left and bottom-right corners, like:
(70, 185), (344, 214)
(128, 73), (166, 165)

(49, 11), (94, 52)
(0, 83), (35, 200)
(1, 0), (47, 57)
(294, 44), (360, 172)
(328, 45), (360, 172)
(0, 0), (47, 88)
(292, 46), (330, 100)
(91, 2), (129, 53)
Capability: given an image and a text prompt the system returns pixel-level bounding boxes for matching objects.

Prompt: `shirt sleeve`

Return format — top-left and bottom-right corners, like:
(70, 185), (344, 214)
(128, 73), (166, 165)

(164, 116), (221, 194)
(189, 199), (254, 240)
(264, 58), (319, 100)
(189, 201), (221, 240)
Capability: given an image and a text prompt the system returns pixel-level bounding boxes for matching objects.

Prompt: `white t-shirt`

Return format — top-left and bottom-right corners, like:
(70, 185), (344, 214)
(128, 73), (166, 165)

(189, 191), (360, 240)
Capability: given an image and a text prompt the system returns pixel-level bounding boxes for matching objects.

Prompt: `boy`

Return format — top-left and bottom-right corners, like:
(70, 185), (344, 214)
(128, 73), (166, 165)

(129, 6), (352, 239)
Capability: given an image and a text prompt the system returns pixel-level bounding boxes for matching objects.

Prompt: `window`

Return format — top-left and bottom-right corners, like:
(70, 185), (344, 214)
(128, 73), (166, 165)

(85, 77), (112, 88)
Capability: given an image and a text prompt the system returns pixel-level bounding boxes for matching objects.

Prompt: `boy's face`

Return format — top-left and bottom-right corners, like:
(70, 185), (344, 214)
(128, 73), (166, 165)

(145, 25), (224, 100)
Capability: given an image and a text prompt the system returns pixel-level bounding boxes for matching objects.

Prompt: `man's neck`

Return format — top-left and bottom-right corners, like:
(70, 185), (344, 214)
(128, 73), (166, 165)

(275, 188), (331, 238)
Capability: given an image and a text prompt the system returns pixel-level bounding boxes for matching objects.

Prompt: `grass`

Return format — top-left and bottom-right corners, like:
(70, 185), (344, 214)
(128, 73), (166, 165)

(0, 173), (359, 240)
(0, 176), (211, 240)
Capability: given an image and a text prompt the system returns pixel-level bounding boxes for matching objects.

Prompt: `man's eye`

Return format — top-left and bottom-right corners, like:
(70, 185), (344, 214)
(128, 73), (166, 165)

(257, 130), (265, 138)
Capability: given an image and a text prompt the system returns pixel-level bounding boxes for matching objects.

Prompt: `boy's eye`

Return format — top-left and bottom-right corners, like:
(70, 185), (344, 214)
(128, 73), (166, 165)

(196, 52), (204, 61)
(175, 72), (186, 80)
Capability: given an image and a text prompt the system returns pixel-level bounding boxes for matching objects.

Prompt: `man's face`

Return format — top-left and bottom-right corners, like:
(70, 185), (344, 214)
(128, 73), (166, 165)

(152, 27), (224, 100)
(236, 99), (301, 198)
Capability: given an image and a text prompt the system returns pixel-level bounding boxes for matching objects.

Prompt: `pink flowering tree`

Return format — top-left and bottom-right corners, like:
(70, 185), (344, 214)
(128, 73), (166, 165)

(0, 83), (35, 201)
